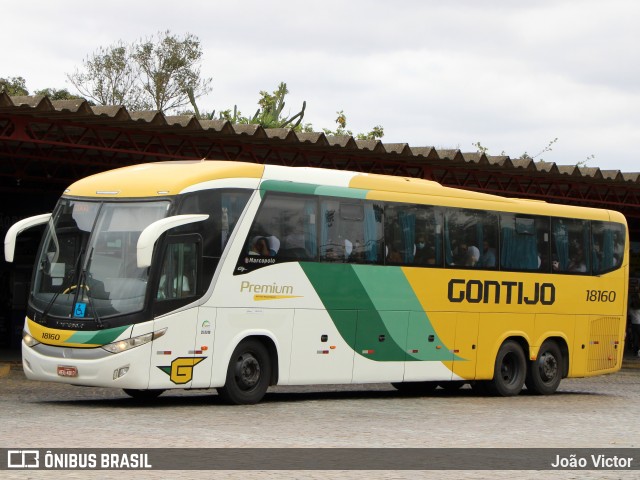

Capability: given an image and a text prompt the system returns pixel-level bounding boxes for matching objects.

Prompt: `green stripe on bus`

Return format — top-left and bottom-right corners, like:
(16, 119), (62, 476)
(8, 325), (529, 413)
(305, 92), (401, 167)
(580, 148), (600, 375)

(300, 263), (457, 362)
(260, 180), (319, 196)
(66, 325), (129, 346)
(259, 180), (369, 199)
(300, 263), (406, 361)
(314, 186), (368, 199)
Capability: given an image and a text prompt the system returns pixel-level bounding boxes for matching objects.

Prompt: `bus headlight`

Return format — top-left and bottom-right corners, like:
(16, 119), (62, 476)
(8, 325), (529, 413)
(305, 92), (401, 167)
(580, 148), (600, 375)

(102, 328), (167, 354)
(23, 331), (40, 347)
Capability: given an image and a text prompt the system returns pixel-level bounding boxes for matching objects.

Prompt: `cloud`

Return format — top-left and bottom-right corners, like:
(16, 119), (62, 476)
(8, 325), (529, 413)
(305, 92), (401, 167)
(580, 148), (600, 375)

(2, 0), (639, 170)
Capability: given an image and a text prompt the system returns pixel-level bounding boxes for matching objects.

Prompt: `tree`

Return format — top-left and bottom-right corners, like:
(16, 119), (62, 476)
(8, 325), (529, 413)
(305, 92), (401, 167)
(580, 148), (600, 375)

(67, 31), (211, 112)
(67, 41), (147, 109)
(33, 88), (83, 101)
(1, 76), (83, 101)
(0, 76), (28, 96)
(132, 31), (211, 112)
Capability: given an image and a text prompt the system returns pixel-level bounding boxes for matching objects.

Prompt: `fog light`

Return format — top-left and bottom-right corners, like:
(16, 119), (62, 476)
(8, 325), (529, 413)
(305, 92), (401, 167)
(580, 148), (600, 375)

(113, 366), (130, 380)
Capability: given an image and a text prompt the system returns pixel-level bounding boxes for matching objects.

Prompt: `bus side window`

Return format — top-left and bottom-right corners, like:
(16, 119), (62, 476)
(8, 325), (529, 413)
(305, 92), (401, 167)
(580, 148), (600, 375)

(236, 193), (318, 274)
(320, 199), (362, 262)
(500, 214), (549, 272)
(445, 208), (498, 269)
(384, 205), (412, 265)
(157, 241), (198, 300)
(592, 221), (625, 274)
(551, 218), (590, 274)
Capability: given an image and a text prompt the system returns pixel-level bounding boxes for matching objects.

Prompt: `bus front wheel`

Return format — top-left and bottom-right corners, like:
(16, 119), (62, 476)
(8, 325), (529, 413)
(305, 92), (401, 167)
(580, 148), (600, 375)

(525, 340), (562, 395)
(217, 339), (271, 405)
(487, 340), (526, 396)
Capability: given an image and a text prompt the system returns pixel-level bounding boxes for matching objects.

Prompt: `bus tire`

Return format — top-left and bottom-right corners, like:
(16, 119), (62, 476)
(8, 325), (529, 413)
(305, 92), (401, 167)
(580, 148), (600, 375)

(217, 339), (271, 405)
(123, 389), (164, 400)
(392, 381), (438, 395)
(487, 340), (526, 396)
(525, 340), (562, 395)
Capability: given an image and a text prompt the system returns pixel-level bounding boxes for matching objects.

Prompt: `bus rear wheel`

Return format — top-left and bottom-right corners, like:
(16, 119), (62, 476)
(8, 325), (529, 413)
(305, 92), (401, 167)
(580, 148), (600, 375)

(123, 389), (164, 400)
(217, 339), (271, 405)
(525, 340), (562, 395)
(487, 340), (526, 396)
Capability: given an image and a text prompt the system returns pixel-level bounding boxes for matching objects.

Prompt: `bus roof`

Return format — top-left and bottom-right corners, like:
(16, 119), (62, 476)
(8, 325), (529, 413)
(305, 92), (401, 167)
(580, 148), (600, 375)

(63, 160), (624, 223)
(64, 160), (265, 198)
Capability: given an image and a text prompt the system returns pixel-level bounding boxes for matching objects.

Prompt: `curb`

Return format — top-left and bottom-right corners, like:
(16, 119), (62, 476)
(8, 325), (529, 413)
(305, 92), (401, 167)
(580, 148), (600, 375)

(622, 361), (640, 370)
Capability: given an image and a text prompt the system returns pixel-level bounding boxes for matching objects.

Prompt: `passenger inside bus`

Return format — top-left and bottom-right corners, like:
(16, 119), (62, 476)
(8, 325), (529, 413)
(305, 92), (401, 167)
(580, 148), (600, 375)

(413, 234), (429, 265)
(478, 240), (497, 268)
(248, 236), (270, 256)
(466, 245), (480, 267)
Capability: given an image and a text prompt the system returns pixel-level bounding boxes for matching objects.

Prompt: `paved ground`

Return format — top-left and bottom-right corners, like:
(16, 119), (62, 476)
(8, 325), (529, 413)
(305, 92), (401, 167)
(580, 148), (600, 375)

(1, 350), (640, 479)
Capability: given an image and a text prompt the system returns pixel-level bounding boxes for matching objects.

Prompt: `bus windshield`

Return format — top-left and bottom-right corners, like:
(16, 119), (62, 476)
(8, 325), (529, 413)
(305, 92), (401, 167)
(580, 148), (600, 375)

(31, 199), (170, 321)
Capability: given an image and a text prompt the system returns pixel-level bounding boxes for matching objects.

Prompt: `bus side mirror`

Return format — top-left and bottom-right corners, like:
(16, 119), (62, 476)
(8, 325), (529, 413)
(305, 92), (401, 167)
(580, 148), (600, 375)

(137, 214), (209, 268)
(4, 213), (52, 263)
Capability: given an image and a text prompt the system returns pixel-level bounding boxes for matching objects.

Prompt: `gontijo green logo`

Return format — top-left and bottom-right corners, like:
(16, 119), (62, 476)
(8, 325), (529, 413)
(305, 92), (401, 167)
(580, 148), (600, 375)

(158, 357), (206, 384)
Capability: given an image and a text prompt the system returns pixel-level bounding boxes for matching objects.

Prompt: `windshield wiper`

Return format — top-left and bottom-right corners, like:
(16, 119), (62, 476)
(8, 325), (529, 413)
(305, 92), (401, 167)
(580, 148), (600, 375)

(40, 251), (84, 325)
(74, 248), (105, 329)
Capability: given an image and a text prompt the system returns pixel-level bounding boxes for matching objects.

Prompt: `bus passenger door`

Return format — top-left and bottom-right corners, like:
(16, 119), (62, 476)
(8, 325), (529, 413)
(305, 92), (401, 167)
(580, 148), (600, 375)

(452, 312), (480, 381)
(289, 310), (356, 384)
(352, 310), (408, 383)
(148, 237), (206, 389)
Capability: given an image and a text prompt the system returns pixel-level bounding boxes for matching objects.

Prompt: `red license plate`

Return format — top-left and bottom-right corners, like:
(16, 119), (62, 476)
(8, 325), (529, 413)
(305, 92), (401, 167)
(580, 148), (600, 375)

(57, 365), (78, 377)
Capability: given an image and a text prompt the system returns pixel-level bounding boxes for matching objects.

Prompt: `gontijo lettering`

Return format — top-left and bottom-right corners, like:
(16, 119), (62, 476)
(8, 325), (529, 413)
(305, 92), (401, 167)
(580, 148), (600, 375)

(448, 279), (556, 305)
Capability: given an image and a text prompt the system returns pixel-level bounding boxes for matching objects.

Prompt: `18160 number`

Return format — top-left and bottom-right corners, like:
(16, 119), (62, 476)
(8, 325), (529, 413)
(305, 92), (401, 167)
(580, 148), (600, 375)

(585, 290), (617, 302)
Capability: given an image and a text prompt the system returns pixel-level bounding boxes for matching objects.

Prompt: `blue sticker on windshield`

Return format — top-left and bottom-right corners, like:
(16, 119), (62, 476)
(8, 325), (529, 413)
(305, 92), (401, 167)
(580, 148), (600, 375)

(74, 303), (87, 318)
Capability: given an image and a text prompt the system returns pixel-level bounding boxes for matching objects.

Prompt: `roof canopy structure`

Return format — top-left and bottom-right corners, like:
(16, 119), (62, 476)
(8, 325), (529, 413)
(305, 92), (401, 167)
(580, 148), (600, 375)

(1, 93), (639, 234)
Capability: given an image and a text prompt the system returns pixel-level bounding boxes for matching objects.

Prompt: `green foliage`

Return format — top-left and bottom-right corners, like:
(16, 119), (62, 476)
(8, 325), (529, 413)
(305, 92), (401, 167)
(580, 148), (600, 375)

(1, 76), (84, 101)
(323, 110), (384, 140)
(33, 88), (83, 101)
(67, 31), (211, 113)
(246, 82), (306, 130)
(474, 138), (562, 162)
(133, 31), (211, 112)
(0, 76), (28, 96)
(520, 137), (558, 161)
(67, 41), (147, 109)
(191, 82), (310, 131)
(472, 141), (490, 155)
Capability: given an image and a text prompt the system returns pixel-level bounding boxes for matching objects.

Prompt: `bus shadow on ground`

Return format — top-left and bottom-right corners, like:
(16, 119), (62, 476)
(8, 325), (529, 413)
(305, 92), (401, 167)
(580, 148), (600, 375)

(38, 384), (604, 408)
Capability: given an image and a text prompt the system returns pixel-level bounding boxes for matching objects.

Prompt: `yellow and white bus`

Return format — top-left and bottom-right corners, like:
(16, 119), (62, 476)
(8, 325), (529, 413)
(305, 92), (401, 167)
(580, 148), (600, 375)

(4, 160), (628, 404)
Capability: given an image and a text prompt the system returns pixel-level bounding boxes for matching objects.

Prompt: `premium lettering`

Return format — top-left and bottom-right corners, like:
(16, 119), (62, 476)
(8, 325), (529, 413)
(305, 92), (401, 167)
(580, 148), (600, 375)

(240, 281), (294, 295)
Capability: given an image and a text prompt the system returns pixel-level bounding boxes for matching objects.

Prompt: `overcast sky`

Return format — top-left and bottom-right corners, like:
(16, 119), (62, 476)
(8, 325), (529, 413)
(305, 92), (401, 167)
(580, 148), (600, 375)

(3, 0), (639, 171)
